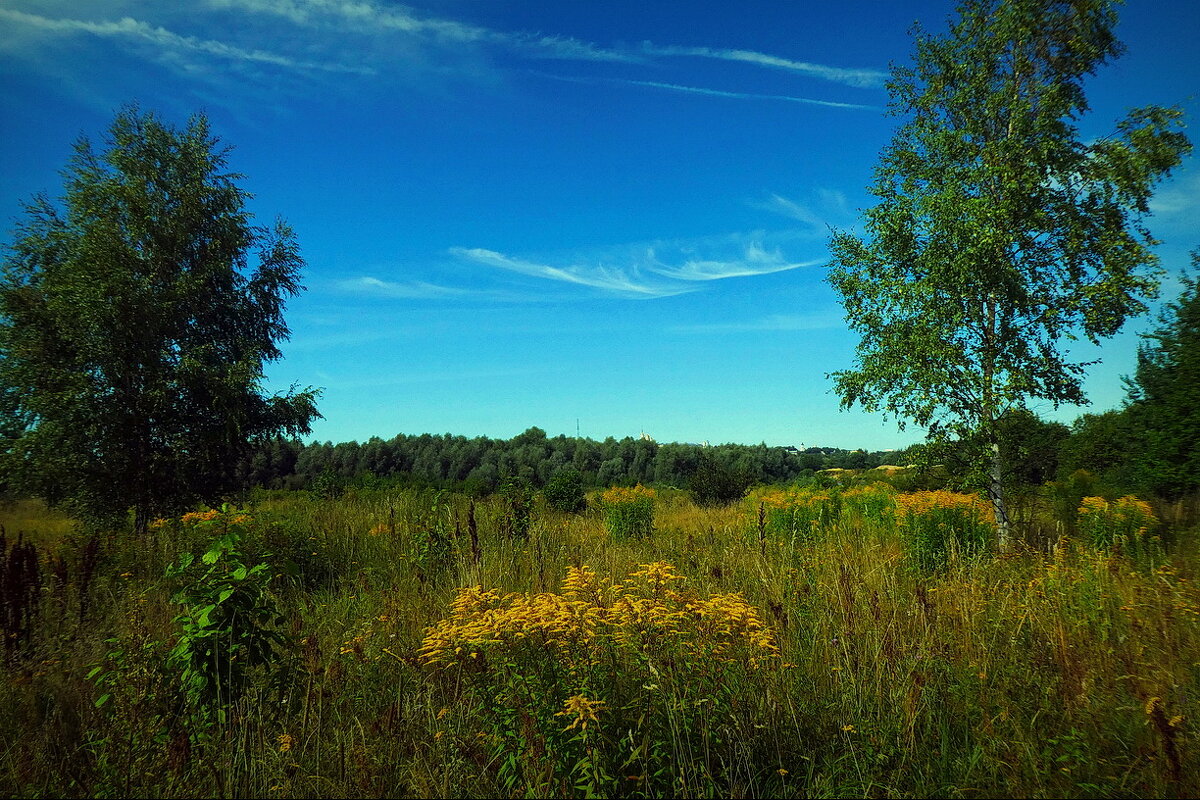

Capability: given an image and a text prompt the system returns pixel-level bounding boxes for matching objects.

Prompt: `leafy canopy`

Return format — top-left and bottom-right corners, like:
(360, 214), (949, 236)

(1124, 250), (1200, 498)
(828, 0), (1189, 473)
(0, 107), (320, 529)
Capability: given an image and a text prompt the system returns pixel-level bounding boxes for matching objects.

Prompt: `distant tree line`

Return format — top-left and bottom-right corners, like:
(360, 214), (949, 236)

(241, 257), (1200, 509)
(236, 428), (905, 497)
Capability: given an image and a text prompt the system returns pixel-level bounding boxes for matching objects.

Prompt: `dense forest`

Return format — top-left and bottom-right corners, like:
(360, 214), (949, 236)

(239, 376), (1200, 504)
(237, 428), (892, 495)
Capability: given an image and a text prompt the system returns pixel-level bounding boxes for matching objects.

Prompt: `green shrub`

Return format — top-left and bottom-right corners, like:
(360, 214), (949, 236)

(164, 506), (291, 719)
(689, 457), (753, 506)
(499, 477), (534, 539)
(543, 469), (586, 513)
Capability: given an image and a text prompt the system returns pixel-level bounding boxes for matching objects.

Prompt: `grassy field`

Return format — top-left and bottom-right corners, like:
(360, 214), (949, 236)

(1, 482), (1197, 798)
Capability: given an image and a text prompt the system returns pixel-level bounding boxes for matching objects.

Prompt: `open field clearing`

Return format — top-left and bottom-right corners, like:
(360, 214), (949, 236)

(2, 484), (1197, 797)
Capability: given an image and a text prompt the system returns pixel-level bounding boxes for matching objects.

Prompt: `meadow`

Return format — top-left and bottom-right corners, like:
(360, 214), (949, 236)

(1, 477), (1197, 798)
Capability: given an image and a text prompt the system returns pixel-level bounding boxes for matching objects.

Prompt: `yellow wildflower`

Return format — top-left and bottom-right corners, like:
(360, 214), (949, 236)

(556, 694), (606, 731)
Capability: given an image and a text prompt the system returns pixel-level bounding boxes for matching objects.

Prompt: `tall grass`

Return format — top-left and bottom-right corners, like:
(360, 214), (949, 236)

(0, 485), (1197, 797)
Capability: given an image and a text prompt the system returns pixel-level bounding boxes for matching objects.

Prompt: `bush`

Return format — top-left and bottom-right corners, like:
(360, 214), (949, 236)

(689, 457), (753, 506)
(543, 469), (586, 513)
(498, 477), (534, 539)
(163, 507), (291, 719)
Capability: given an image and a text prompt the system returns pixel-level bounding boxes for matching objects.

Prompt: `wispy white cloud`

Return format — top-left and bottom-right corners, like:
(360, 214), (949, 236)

(336, 276), (473, 299)
(758, 193), (825, 226)
(649, 242), (822, 281)
(0, 7), (373, 74)
(450, 247), (692, 299)
(670, 313), (842, 333)
(641, 43), (888, 88)
(623, 79), (877, 110)
(4, 1), (887, 108)
(202, 0), (637, 62)
(450, 233), (823, 299)
(533, 72), (875, 110)
(1149, 169), (1200, 218)
(754, 189), (853, 229)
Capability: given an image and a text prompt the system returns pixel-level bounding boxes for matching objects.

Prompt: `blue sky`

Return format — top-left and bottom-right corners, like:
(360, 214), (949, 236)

(2, 0), (1197, 450)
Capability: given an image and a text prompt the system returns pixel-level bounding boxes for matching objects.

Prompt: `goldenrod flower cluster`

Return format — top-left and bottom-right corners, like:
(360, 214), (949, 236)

(598, 485), (656, 506)
(893, 491), (994, 569)
(181, 509), (221, 525)
(749, 486), (835, 512)
(747, 487), (842, 539)
(598, 485), (656, 539)
(1078, 495), (1159, 555)
(556, 694), (606, 731)
(419, 562), (778, 671)
(893, 490), (994, 526)
(178, 507), (253, 526)
(1078, 495), (1156, 535)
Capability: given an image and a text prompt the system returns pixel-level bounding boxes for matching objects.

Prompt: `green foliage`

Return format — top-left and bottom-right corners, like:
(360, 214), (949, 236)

(1058, 412), (1141, 491)
(1047, 469), (1109, 535)
(311, 466), (346, 501)
(543, 468), (586, 513)
(895, 492), (995, 571)
(246, 431), (903, 496)
(411, 489), (454, 575)
(1077, 495), (1162, 565)
(498, 476), (534, 539)
(688, 453), (753, 507)
(0, 107), (321, 532)
(997, 408), (1070, 489)
(1125, 254), (1200, 498)
(827, 0), (1190, 539)
(164, 507), (290, 719)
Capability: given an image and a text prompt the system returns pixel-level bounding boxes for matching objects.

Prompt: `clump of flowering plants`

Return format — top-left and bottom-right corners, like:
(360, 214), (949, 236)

(419, 562), (779, 796)
(895, 490), (995, 570)
(597, 484), (656, 540)
(842, 482), (897, 524)
(1078, 495), (1161, 564)
(747, 486), (842, 543)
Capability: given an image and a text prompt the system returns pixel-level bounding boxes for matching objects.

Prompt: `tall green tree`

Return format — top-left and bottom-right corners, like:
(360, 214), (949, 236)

(827, 0), (1190, 546)
(0, 108), (320, 532)
(1125, 250), (1200, 499)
